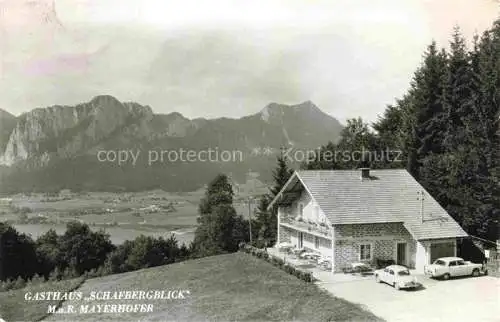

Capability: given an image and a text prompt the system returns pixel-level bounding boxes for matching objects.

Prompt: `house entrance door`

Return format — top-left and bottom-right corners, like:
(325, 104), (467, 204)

(396, 242), (407, 266)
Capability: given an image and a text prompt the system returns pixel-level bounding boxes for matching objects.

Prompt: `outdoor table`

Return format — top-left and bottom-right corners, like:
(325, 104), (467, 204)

(292, 248), (305, 257)
(278, 243), (294, 252)
(300, 252), (321, 260)
(318, 259), (332, 271)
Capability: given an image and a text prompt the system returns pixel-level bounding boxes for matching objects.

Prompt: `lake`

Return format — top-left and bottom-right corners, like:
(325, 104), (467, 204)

(13, 224), (195, 246)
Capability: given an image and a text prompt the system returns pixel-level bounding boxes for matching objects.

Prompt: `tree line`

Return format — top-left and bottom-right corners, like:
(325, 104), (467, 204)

(0, 222), (191, 287)
(303, 23), (499, 242)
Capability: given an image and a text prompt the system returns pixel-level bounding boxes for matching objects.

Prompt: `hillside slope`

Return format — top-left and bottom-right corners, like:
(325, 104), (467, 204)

(43, 253), (380, 322)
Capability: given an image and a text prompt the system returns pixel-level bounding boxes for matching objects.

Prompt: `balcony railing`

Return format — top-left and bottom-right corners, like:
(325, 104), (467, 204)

(280, 212), (331, 237)
(280, 211), (295, 224)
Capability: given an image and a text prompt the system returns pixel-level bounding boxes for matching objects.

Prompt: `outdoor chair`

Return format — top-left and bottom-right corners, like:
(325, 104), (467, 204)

(342, 262), (374, 275)
(317, 256), (332, 271)
(278, 244), (294, 254)
(292, 247), (305, 257)
(299, 251), (321, 264)
(376, 258), (395, 269)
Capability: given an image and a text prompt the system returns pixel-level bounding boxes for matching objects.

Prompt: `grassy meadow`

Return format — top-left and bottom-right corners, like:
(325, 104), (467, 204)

(0, 278), (85, 322)
(35, 252), (383, 322)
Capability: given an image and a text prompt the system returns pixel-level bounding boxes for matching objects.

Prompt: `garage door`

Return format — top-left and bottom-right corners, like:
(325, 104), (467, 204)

(430, 242), (455, 263)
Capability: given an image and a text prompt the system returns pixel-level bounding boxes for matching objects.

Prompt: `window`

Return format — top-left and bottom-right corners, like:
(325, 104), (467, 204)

(398, 270), (410, 276)
(449, 261), (457, 266)
(359, 243), (372, 261)
(457, 260), (465, 265)
(314, 236), (320, 249)
(434, 260), (446, 266)
(389, 269), (394, 275)
(299, 203), (304, 219)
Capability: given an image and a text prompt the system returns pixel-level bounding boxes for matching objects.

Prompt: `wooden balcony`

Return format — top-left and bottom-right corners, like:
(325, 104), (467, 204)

(280, 213), (332, 238)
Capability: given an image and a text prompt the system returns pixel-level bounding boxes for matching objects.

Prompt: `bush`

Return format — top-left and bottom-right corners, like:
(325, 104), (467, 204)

(0, 223), (38, 281)
(13, 276), (26, 289)
(277, 258), (285, 268)
(283, 264), (294, 274)
(241, 244), (313, 283)
(62, 267), (79, 280)
(49, 267), (62, 281)
(95, 266), (106, 277)
(28, 274), (45, 286)
(0, 278), (15, 292)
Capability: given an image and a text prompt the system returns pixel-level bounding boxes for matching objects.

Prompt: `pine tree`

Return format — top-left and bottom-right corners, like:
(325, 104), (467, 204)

(372, 104), (403, 149)
(376, 21), (499, 240)
(269, 153), (295, 197)
(301, 141), (338, 170)
(193, 174), (247, 256)
(419, 25), (499, 240)
(198, 174), (234, 215)
(443, 27), (476, 150)
(477, 20), (500, 180)
(467, 21), (500, 240)
(401, 41), (448, 179)
(305, 118), (379, 170)
(372, 103), (406, 168)
(387, 95), (414, 172)
(253, 194), (272, 247)
(254, 152), (294, 247)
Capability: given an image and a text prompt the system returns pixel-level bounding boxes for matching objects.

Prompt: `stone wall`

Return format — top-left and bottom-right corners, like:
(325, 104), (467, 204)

(278, 225), (292, 244)
(333, 223), (416, 272)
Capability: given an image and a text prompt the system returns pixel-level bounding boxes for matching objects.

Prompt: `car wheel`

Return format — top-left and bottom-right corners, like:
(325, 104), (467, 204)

(442, 273), (450, 280)
(471, 269), (480, 277)
(375, 275), (380, 283)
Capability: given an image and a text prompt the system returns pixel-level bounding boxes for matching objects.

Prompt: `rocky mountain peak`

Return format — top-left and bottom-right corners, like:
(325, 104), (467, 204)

(90, 94), (121, 104)
(293, 100), (321, 112)
(164, 111), (188, 120)
(0, 97), (343, 192)
(259, 103), (285, 122)
(0, 96), (156, 166)
(259, 100), (327, 123)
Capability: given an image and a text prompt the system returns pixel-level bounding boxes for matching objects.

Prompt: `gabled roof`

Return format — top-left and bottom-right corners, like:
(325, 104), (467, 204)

(271, 169), (468, 240)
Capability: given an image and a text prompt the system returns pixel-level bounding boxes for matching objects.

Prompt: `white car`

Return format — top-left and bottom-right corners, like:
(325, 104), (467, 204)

(425, 257), (485, 280)
(374, 265), (419, 290)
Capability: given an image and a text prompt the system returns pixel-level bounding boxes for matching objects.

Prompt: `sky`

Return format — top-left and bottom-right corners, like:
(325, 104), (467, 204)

(0, 0), (498, 123)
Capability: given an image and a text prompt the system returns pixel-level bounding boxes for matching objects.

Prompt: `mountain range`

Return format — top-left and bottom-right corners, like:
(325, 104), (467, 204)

(0, 96), (342, 192)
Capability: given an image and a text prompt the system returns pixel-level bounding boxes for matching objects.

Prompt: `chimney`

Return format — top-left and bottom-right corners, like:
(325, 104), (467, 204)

(359, 168), (370, 180)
